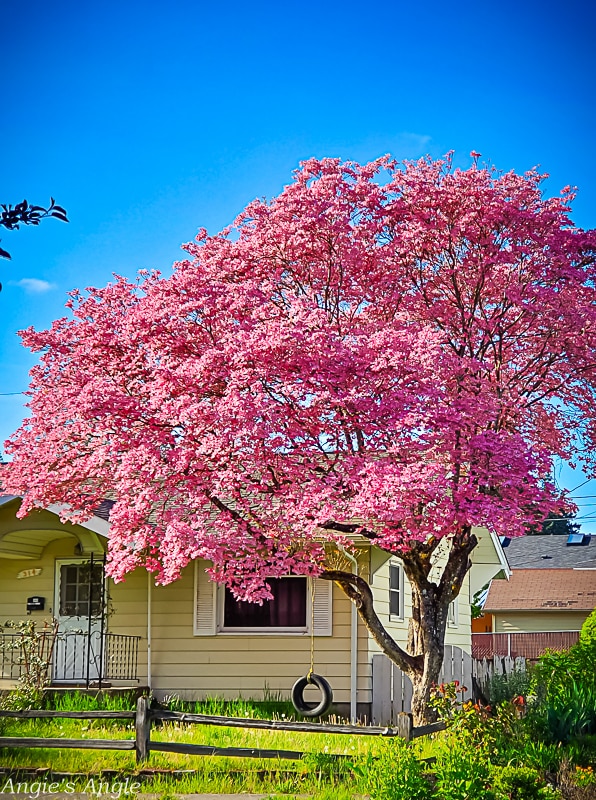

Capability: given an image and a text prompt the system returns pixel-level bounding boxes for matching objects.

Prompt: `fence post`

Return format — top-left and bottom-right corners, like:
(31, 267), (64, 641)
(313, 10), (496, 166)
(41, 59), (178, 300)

(135, 696), (151, 764)
(396, 712), (412, 742)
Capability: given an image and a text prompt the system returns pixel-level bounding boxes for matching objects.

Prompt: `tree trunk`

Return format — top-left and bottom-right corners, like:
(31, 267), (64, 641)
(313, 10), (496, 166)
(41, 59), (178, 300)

(322, 526), (477, 726)
(407, 581), (449, 724)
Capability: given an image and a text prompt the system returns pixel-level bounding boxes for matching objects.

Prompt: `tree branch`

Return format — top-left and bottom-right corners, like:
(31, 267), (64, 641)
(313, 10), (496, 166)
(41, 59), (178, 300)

(321, 569), (421, 673)
(319, 520), (377, 539)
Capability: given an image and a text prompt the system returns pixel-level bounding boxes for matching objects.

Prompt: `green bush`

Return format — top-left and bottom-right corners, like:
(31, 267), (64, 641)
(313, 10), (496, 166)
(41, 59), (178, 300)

(485, 668), (532, 706)
(529, 633), (596, 744)
(580, 608), (596, 646)
(512, 740), (568, 774)
(571, 734), (596, 768)
(433, 733), (495, 800)
(491, 765), (548, 800)
(357, 739), (431, 800)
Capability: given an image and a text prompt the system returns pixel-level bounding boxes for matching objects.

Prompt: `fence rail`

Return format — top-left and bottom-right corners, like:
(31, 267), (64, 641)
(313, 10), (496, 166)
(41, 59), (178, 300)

(472, 630), (580, 660)
(0, 697), (445, 764)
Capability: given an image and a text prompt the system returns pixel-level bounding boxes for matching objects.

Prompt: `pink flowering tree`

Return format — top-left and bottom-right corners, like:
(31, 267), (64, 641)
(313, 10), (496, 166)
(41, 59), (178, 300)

(5, 154), (596, 723)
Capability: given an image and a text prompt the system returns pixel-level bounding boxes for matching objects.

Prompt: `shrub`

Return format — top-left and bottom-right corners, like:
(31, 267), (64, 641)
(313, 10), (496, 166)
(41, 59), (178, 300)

(433, 733), (495, 800)
(356, 739), (431, 800)
(512, 740), (568, 774)
(491, 764), (549, 800)
(579, 608), (596, 646)
(530, 633), (596, 744)
(0, 619), (58, 711)
(485, 668), (532, 706)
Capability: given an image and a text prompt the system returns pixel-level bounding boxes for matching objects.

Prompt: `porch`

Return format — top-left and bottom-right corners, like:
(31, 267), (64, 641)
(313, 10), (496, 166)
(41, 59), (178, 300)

(0, 630), (141, 688)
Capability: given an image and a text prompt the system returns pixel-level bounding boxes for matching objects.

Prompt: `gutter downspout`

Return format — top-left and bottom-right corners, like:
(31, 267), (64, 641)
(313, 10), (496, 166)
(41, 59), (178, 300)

(339, 547), (358, 723)
(147, 571), (152, 693)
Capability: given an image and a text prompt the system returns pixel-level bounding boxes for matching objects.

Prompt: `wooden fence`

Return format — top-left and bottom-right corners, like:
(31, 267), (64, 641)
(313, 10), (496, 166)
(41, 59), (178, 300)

(372, 645), (473, 725)
(0, 697), (445, 764)
(473, 655), (527, 693)
(371, 647), (536, 723)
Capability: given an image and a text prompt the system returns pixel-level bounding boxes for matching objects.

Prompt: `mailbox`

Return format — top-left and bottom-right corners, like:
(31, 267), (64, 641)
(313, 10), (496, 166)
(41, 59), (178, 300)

(26, 596), (45, 612)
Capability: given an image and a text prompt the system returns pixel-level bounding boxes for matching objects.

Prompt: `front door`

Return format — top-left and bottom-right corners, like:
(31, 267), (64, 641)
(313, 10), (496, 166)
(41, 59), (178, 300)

(53, 559), (105, 683)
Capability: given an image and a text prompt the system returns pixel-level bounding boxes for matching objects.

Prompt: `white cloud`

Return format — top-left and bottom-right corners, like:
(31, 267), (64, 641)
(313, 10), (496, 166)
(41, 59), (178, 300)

(13, 278), (56, 294)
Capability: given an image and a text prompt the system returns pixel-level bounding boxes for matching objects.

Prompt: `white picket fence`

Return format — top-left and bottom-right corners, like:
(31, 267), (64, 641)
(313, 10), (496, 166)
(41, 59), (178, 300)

(371, 648), (530, 723)
(371, 645), (473, 725)
(473, 655), (527, 690)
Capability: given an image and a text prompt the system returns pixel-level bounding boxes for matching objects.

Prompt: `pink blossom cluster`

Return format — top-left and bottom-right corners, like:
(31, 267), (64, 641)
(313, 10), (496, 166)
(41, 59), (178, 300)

(4, 154), (596, 598)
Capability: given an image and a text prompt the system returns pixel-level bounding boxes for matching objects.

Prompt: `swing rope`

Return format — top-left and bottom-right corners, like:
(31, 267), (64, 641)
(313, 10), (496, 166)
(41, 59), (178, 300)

(291, 576), (333, 716)
(307, 577), (316, 681)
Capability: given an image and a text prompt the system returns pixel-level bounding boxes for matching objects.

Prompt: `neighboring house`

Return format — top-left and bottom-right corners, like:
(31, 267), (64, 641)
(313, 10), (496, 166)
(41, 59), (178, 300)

(475, 534), (596, 635)
(478, 568), (596, 659)
(484, 569), (596, 634)
(0, 494), (507, 717)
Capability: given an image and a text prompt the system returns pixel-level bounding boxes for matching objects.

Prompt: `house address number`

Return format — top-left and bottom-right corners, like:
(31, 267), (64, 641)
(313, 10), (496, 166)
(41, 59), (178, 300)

(17, 568), (43, 580)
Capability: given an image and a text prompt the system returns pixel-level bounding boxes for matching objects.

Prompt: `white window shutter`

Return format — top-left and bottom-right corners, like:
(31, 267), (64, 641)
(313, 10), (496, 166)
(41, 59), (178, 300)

(311, 577), (333, 636)
(194, 560), (217, 636)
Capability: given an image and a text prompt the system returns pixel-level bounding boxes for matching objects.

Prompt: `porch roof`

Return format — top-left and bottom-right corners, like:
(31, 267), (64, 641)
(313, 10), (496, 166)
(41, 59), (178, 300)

(0, 495), (109, 560)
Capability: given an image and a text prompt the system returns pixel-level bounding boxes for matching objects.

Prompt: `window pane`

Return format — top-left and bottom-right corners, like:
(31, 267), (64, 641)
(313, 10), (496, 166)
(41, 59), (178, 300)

(63, 566), (77, 585)
(224, 577), (307, 628)
(390, 590), (401, 617)
(59, 562), (103, 617)
(65, 585), (77, 603)
(390, 565), (400, 591)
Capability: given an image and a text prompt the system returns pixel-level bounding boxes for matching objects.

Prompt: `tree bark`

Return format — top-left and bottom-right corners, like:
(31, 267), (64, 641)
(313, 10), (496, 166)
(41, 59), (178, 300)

(322, 526), (478, 726)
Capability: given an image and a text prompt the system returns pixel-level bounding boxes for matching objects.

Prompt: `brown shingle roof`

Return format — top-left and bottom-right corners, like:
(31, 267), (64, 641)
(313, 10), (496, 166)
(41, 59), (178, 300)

(485, 569), (596, 612)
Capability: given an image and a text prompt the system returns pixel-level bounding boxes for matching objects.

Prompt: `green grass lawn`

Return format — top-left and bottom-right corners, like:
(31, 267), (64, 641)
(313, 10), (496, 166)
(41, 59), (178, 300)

(3, 691), (594, 798)
(0, 697), (389, 796)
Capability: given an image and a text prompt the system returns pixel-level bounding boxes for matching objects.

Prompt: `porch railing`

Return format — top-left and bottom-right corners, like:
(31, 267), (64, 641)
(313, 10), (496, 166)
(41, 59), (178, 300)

(0, 629), (56, 682)
(0, 631), (140, 685)
(472, 630), (580, 660)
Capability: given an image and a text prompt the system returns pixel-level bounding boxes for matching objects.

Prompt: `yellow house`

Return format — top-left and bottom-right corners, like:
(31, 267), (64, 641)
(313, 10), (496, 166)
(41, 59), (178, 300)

(0, 494), (507, 718)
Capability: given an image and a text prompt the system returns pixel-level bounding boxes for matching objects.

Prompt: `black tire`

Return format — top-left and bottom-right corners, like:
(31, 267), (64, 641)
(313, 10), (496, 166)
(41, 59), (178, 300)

(291, 673), (333, 717)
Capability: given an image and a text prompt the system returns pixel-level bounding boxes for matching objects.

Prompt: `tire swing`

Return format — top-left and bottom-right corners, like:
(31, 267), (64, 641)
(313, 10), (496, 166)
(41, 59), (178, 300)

(291, 579), (333, 718)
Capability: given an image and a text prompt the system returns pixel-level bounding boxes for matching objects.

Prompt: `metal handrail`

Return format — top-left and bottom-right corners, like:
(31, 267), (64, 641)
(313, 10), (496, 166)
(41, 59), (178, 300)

(0, 631), (141, 684)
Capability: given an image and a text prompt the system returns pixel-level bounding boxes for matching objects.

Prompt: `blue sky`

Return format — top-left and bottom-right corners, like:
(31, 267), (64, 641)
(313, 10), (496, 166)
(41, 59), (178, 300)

(2, 0), (596, 526)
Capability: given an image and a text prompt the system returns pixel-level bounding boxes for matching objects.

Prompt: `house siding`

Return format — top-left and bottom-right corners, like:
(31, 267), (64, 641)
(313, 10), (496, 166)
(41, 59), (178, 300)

(0, 537), (81, 623)
(369, 556), (472, 652)
(493, 611), (589, 633)
(0, 506), (489, 710)
(147, 560), (363, 704)
(359, 554), (472, 704)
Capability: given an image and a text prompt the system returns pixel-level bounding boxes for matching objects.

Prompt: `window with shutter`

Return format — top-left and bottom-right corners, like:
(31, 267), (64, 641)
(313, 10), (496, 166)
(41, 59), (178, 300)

(193, 564), (333, 636)
(222, 577), (307, 631)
